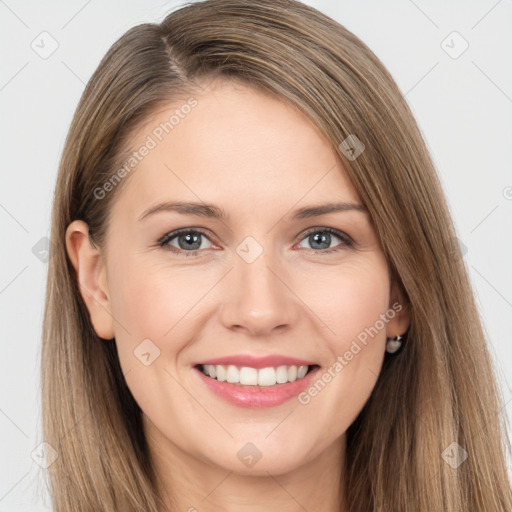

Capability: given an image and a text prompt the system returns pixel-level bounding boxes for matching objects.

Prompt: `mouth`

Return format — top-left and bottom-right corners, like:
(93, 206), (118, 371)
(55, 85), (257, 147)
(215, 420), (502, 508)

(194, 363), (320, 387)
(192, 362), (321, 408)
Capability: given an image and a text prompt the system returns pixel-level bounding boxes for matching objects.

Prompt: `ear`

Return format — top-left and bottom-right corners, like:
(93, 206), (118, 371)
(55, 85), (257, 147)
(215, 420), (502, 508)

(386, 278), (411, 338)
(65, 220), (115, 340)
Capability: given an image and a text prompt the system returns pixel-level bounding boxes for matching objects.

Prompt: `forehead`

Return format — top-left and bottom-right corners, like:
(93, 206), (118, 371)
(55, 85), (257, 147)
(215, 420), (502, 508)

(109, 80), (361, 222)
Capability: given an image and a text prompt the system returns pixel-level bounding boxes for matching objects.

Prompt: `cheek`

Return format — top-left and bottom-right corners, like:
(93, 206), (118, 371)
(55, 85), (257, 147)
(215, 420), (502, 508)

(288, 263), (390, 441)
(307, 259), (390, 418)
(108, 255), (203, 339)
(106, 257), (206, 402)
(296, 257), (391, 345)
(339, 266), (390, 369)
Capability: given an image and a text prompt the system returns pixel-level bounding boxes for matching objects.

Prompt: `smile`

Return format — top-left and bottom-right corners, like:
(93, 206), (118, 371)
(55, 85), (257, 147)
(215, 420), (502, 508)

(193, 364), (321, 408)
(198, 363), (313, 386)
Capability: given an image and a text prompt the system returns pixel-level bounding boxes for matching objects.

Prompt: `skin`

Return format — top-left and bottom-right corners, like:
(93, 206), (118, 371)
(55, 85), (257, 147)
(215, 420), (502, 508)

(66, 78), (410, 512)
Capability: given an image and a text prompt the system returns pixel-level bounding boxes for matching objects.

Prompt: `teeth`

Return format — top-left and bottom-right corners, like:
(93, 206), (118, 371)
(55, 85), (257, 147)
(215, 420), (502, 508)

(226, 365), (239, 383)
(216, 365), (226, 382)
(240, 366), (258, 385)
(201, 364), (310, 386)
(298, 365), (308, 379)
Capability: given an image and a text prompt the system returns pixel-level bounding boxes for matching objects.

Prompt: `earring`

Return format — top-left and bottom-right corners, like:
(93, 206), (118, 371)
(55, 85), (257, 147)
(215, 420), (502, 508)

(386, 334), (403, 354)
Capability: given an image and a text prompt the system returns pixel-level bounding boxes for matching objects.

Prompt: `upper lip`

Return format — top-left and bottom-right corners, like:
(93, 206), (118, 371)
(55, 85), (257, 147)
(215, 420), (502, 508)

(194, 354), (318, 369)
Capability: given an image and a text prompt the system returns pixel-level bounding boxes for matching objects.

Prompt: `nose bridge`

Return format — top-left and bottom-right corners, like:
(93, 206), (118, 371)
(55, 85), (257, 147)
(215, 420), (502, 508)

(219, 235), (297, 334)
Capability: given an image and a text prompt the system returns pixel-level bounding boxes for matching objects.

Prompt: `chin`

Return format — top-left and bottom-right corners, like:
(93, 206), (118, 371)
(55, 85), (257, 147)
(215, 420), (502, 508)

(202, 435), (320, 477)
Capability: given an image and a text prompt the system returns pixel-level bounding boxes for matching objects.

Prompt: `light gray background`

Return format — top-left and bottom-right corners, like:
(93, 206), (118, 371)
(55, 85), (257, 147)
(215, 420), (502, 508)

(1, 0), (511, 509)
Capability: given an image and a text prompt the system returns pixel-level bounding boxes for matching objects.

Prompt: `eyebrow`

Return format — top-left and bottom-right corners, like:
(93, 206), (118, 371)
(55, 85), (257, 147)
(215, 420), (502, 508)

(138, 200), (367, 222)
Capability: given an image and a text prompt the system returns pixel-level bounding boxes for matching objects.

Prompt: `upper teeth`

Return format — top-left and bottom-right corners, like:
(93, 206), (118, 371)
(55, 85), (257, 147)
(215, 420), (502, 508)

(201, 364), (309, 386)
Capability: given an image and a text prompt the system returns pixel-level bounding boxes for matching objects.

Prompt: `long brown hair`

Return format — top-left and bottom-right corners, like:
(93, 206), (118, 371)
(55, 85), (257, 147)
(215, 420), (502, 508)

(41, 0), (512, 510)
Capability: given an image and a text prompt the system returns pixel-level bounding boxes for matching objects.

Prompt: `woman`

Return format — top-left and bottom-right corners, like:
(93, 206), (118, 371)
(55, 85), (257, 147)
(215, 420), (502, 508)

(41, 0), (512, 510)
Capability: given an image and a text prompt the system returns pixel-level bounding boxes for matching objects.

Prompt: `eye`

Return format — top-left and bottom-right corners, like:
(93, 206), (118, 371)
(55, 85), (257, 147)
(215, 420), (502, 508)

(157, 227), (353, 257)
(157, 228), (214, 257)
(296, 227), (353, 254)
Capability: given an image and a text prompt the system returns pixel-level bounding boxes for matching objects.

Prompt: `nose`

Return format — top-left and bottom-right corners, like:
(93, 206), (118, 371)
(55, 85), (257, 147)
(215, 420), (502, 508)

(218, 247), (300, 337)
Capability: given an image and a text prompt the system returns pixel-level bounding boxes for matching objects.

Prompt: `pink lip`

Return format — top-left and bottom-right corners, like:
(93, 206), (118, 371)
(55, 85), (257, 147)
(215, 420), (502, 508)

(194, 354), (316, 369)
(193, 365), (321, 409)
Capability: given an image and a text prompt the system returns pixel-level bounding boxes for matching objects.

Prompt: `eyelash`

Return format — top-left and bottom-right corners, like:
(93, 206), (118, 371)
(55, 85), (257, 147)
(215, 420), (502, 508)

(156, 227), (353, 257)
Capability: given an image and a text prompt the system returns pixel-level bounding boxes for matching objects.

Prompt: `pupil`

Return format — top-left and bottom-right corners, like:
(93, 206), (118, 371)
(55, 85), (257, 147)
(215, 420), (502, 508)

(180, 233), (201, 250)
(311, 232), (330, 250)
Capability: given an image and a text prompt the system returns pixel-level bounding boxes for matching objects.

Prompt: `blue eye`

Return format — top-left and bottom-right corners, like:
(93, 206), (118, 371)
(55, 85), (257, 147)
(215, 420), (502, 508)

(298, 227), (353, 253)
(158, 228), (213, 257)
(157, 227), (353, 257)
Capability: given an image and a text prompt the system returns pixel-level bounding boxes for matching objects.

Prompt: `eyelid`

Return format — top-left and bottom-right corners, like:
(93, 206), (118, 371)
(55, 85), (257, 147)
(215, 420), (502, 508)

(157, 227), (218, 248)
(157, 226), (353, 255)
(297, 226), (353, 246)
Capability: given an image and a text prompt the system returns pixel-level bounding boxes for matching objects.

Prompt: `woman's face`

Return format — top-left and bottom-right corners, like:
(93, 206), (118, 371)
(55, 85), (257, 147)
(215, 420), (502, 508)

(68, 79), (409, 477)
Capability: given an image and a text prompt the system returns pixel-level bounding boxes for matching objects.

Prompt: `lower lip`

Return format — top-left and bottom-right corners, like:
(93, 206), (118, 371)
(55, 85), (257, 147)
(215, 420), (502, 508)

(193, 366), (320, 408)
